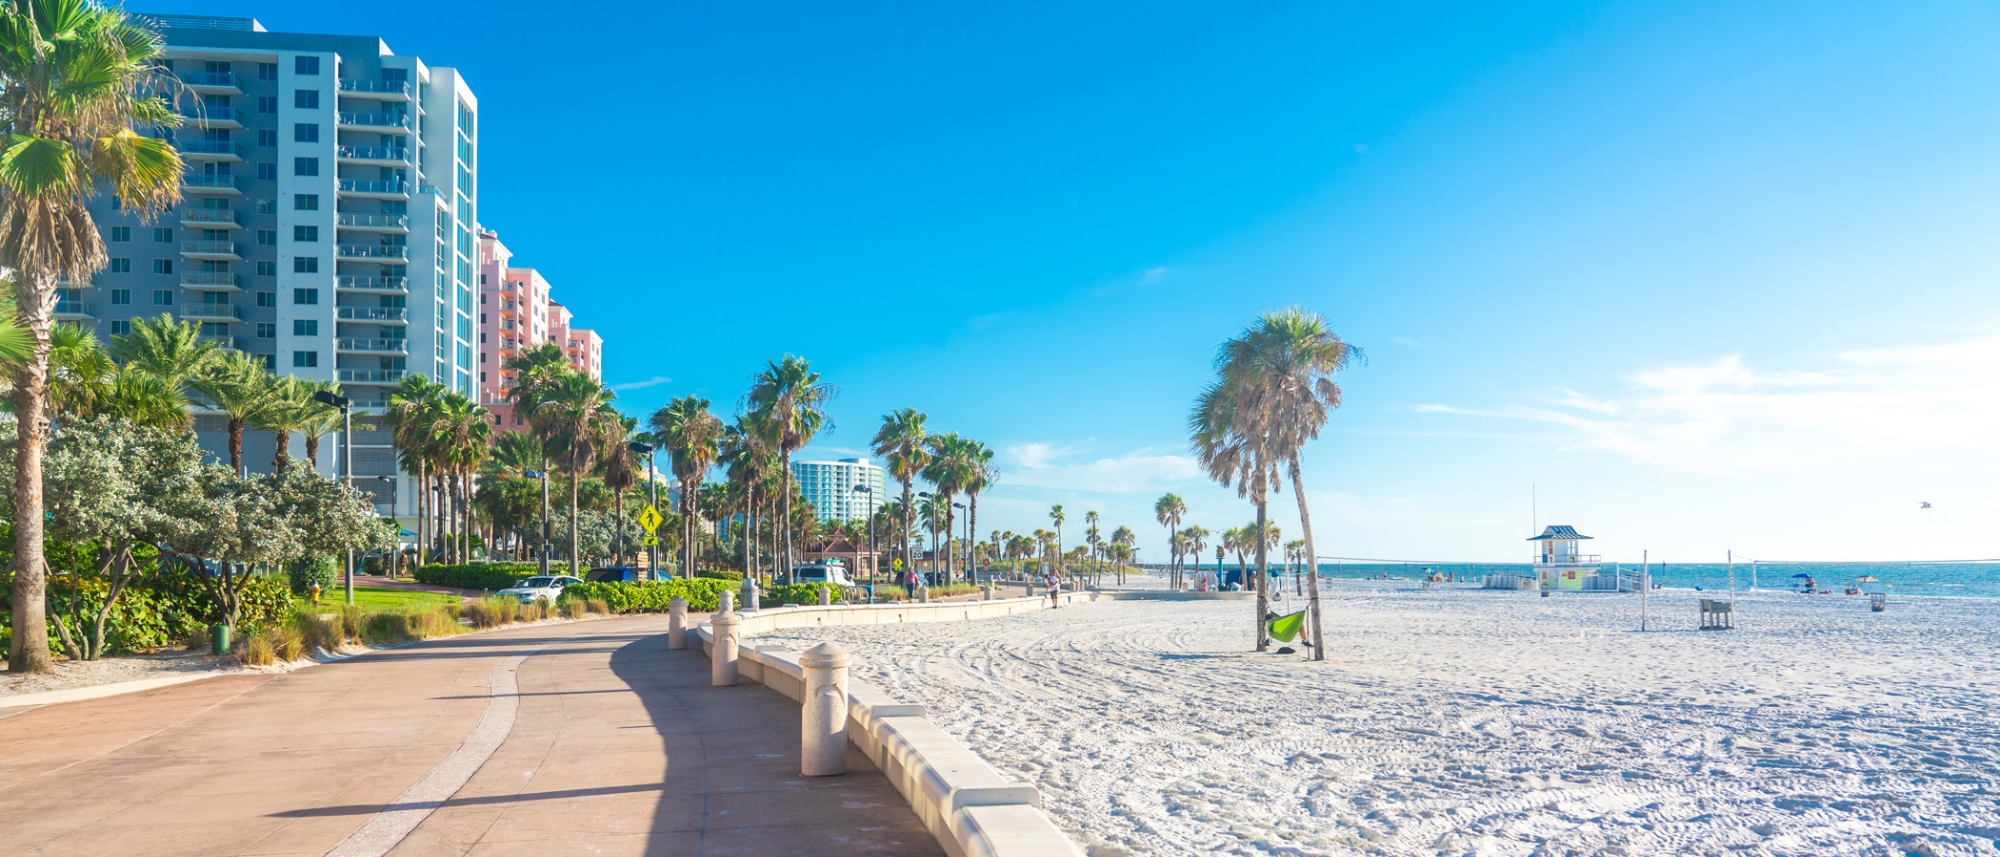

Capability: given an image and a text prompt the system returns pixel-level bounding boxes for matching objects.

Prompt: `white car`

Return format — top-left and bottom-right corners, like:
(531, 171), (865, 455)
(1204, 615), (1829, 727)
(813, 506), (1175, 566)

(791, 564), (855, 586)
(497, 575), (582, 604)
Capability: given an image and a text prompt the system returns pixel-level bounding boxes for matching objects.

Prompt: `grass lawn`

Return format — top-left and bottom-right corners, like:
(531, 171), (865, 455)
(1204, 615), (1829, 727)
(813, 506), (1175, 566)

(308, 586), (464, 614)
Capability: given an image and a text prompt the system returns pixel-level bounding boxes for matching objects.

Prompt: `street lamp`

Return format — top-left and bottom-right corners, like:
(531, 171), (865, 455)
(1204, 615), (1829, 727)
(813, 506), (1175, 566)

(628, 441), (657, 580)
(312, 389), (353, 605)
(375, 475), (398, 578)
(851, 485), (874, 580)
(952, 502), (967, 585)
(524, 469), (550, 575)
(917, 491), (934, 583)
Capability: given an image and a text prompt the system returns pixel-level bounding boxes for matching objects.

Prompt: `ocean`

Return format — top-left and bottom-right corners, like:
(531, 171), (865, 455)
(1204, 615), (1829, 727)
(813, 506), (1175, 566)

(1228, 561), (2000, 600)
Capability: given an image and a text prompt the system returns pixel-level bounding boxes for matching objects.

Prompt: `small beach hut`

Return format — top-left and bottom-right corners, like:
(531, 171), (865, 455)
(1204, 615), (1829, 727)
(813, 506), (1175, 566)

(1529, 525), (1599, 590)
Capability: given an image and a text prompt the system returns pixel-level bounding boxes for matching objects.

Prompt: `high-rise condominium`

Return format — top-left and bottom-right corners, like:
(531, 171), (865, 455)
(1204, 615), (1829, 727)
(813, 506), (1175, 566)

(791, 459), (889, 523)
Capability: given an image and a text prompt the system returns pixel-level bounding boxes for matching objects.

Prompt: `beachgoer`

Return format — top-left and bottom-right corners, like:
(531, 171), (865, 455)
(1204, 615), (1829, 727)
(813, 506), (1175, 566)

(1045, 570), (1062, 607)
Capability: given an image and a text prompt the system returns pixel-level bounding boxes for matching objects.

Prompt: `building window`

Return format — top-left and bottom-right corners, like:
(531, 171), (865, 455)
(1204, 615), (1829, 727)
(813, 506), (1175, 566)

(109, 320), (131, 335)
(110, 289), (130, 305)
(293, 225), (318, 242)
(256, 163), (277, 181)
(292, 350), (318, 367)
(256, 322), (275, 338)
(295, 56), (319, 76)
(256, 291), (276, 307)
(256, 261), (276, 277)
(294, 90), (319, 110)
(109, 257), (130, 272)
(295, 194), (319, 210)
(257, 95), (277, 114)
(258, 354), (276, 371)
(107, 226), (130, 242)
(256, 199), (276, 215)
(153, 227), (173, 243)
(256, 230), (276, 246)
(153, 289), (172, 305)
(294, 257), (318, 274)
(258, 62), (277, 81)
(293, 319), (318, 336)
(257, 129), (277, 147)
(293, 287), (318, 304)
(293, 122), (318, 142)
(152, 258), (174, 274)
(293, 157), (318, 176)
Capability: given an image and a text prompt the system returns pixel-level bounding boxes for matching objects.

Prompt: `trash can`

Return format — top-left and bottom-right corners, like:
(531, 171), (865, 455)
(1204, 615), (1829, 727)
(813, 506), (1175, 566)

(210, 623), (231, 656)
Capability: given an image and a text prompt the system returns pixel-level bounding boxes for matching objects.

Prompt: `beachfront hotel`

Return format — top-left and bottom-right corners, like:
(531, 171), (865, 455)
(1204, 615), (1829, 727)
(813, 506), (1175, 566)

(791, 458), (889, 522)
(477, 229), (604, 429)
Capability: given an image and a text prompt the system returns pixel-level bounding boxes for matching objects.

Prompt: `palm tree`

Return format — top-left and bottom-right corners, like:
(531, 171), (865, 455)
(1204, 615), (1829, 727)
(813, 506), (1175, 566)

(871, 407), (927, 584)
(192, 350), (276, 472)
(1048, 504), (1066, 577)
(721, 415), (775, 578)
(297, 379), (346, 470)
(920, 432), (972, 583)
(385, 375), (447, 566)
(652, 394), (721, 579)
(1110, 526), (1136, 585)
(1084, 510), (1101, 580)
(1153, 494), (1185, 587)
(47, 322), (114, 422)
(531, 372), (621, 576)
(1183, 525), (1210, 589)
(251, 377), (315, 470)
(1285, 539), (1307, 595)
(1201, 308), (1359, 661)
(745, 356), (835, 582)
(502, 342), (570, 417)
(962, 441), (996, 583)
(431, 392), (491, 563)
(109, 314), (215, 408)
(603, 415), (640, 567)
(0, 0), (182, 674)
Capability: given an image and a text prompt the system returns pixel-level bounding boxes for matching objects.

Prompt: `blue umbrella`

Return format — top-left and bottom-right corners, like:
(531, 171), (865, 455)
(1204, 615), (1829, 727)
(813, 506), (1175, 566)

(1791, 573), (1812, 578)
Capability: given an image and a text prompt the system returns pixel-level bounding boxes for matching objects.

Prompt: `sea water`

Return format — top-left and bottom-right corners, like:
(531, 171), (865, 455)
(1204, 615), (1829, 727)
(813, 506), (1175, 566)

(1261, 562), (2000, 600)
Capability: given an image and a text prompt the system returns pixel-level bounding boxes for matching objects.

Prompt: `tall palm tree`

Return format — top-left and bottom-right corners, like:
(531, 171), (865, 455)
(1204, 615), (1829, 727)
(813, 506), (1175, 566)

(47, 322), (114, 422)
(251, 377), (315, 470)
(531, 371), (621, 576)
(101, 365), (187, 429)
(1084, 509), (1101, 571)
(720, 415), (775, 578)
(920, 432), (972, 583)
(297, 379), (346, 470)
(745, 355), (834, 582)
(1111, 526), (1136, 585)
(603, 415), (640, 567)
(192, 350), (276, 472)
(1200, 308), (1359, 661)
(109, 314), (214, 408)
(0, 0), (182, 674)
(1183, 525), (1210, 589)
(431, 392), (491, 563)
(653, 395), (721, 578)
(1048, 504), (1066, 577)
(871, 407), (927, 583)
(501, 341), (569, 419)
(385, 375), (446, 566)
(961, 440), (996, 583)
(1153, 493), (1185, 587)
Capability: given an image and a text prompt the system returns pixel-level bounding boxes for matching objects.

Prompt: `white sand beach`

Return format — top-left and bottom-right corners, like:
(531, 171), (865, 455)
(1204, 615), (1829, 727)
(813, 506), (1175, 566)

(759, 578), (2000, 857)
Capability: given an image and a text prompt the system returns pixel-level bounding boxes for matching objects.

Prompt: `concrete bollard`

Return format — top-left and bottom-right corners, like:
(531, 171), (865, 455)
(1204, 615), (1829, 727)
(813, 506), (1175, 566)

(982, 583), (994, 601)
(918, 583), (930, 603)
(818, 586), (831, 606)
(740, 577), (760, 612)
(800, 642), (850, 776)
(710, 604), (740, 687)
(667, 597), (688, 650)
(719, 589), (735, 614)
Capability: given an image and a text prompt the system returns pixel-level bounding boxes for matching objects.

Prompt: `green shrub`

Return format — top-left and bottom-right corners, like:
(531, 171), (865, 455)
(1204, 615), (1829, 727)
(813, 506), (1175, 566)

(292, 610), (342, 652)
(412, 562), (541, 592)
(462, 598), (520, 629)
(559, 599), (586, 619)
(184, 623), (211, 651)
(339, 605), (363, 641)
(287, 556), (339, 597)
(763, 582), (849, 607)
(1, 561), (298, 655)
(697, 569), (744, 582)
(361, 611), (412, 644)
(409, 606), (463, 638)
(558, 578), (733, 613)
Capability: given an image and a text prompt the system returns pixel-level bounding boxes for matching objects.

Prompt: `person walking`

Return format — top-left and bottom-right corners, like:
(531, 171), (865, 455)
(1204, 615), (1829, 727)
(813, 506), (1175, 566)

(1044, 569), (1063, 608)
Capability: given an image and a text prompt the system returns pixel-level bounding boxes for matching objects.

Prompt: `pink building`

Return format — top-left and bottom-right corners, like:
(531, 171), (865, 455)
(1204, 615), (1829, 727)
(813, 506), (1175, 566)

(478, 229), (600, 430)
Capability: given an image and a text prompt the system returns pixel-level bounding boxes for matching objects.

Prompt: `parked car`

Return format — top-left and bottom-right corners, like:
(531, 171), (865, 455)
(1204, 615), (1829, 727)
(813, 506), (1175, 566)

(585, 566), (641, 583)
(791, 564), (855, 586)
(496, 575), (583, 604)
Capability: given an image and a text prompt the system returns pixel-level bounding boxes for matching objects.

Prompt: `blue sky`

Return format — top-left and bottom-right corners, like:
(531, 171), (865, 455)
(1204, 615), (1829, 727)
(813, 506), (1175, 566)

(149, 1), (2000, 563)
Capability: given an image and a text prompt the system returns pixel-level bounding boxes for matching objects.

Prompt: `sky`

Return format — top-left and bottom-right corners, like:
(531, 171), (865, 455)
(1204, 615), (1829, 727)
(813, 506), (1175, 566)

(146, 1), (2000, 564)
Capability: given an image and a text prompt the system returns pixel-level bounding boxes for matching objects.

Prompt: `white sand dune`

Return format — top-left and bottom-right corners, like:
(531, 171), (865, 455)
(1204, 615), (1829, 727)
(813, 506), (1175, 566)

(759, 578), (2000, 857)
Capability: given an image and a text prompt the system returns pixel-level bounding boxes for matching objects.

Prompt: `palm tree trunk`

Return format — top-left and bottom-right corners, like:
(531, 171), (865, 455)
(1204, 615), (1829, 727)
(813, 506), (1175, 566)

(8, 276), (56, 674)
(967, 493), (978, 585)
(780, 449), (795, 583)
(305, 432), (320, 469)
(900, 480), (913, 586)
(228, 419), (245, 474)
(568, 469), (581, 576)
(1289, 456), (1324, 661)
(1253, 499), (1269, 652)
(615, 488), (625, 567)
(462, 469), (473, 561)
(413, 461), (426, 568)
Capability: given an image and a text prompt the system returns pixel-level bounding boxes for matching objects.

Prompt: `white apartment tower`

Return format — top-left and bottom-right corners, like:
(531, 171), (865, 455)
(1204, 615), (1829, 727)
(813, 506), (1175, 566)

(79, 14), (482, 520)
(790, 458), (889, 523)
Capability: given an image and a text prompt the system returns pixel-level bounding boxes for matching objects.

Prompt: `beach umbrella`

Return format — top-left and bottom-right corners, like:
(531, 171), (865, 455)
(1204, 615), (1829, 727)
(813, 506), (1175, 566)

(1791, 573), (1812, 579)
(1856, 575), (1878, 582)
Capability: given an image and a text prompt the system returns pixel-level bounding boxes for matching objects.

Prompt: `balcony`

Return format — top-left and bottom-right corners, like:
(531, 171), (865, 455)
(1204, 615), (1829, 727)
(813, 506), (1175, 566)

(54, 300), (93, 319)
(181, 72), (241, 94)
(336, 112), (410, 130)
(497, 300), (520, 316)
(179, 303), (242, 321)
(177, 139), (243, 162)
(176, 106), (240, 129)
(336, 179), (408, 200)
(198, 334), (243, 351)
(334, 212), (408, 232)
(336, 244), (408, 261)
(181, 271), (241, 291)
(180, 208), (243, 229)
(1533, 554), (1603, 567)
(182, 174), (242, 195)
(335, 145), (410, 166)
(337, 79), (412, 99)
(180, 240), (242, 261)
(335, 276), (409, 293)
(336, 307), (409, 323)
(338, 369), (407, 384)
(337, 338), (409, 354)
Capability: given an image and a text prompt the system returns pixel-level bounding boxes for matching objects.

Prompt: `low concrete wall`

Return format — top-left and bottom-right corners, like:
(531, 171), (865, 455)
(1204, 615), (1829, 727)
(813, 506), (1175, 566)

(698, 594), (1086, 857)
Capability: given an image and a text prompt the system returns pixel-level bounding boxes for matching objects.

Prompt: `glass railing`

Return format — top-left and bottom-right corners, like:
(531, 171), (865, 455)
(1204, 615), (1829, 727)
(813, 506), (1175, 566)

(177, 106), (237, 122)
(336, 244), (408, 259)
(336, 146), (410, 162)
(197, 335), (242, 350)
(179, 303), (242, 319)
(182, 174), (242, 190)
(337, 112), (409, 128)
(54, 300), (92, 316)
(178, 140), (240, 157)
(337, 338), (408, 353)
(338, 369), (407, 383)
(181, 72), (238, 88)
(335, 276), (409, 291)
(334, 213), (408, 229)
(337, 179), (407, 195)
(338, 79), (411, 95)
(181, 240), (241, 256)
(180, 209), (242, 226)
(182, 272), (240, 287)
(336, 307), (409, 322)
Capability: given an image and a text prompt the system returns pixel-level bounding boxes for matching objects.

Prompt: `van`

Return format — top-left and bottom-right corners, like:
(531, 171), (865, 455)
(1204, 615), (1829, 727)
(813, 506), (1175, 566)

(791, 564), (854, 586)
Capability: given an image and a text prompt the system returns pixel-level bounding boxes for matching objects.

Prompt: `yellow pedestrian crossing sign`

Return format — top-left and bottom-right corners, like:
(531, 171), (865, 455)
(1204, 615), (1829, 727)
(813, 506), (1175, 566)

(637, 504), (663, 532)
(643, 535), (659, 546)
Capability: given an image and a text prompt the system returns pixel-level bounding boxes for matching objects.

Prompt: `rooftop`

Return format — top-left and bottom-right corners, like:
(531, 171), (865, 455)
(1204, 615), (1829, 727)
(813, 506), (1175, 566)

(1526, 525), (1592, 542)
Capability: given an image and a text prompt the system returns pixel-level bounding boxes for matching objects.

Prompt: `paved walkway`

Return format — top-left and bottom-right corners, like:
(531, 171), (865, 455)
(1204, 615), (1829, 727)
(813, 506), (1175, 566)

(0, 616), (942, 857)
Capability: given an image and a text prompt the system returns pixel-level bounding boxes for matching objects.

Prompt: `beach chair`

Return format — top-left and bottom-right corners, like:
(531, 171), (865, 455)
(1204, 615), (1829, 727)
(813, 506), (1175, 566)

(1699, 598), (1735, 631)
(1870, 593), (1887, 613)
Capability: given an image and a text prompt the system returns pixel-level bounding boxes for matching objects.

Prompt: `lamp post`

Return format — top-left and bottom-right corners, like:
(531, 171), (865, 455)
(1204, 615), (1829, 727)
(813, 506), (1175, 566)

(917, 491), (935, 584)
(313, 390), (353, 605)
(851, 485), (874, 579)
(376, 475), (398, 578)
(953, 502), (967, 585)
(524, 469), (550, 575)
(629, 441), (657, 580)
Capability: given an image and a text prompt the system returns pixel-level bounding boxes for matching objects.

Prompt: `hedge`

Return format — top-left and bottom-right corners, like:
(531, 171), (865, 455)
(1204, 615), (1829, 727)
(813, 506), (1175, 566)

(413, 562), (541, 592)
(558, 578), (735, 612)
(1, 568), (296, 655)
(763, 582), (849, 606)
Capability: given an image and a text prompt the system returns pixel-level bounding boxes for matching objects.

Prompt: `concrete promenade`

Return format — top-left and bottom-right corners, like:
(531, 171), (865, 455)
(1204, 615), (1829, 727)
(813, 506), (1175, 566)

(0, 615), (943, 857)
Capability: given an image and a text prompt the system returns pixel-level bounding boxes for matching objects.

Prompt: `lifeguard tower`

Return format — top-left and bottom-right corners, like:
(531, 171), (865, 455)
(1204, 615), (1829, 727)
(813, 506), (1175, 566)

(1529, 525), (1600, 590)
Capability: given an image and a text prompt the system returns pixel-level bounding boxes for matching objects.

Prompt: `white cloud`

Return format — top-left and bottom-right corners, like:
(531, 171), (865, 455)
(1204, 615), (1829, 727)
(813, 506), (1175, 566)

(1002, 442), (1205, 493)
(610, 375), (673, 392)
(1422, 331), (2000, 474)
